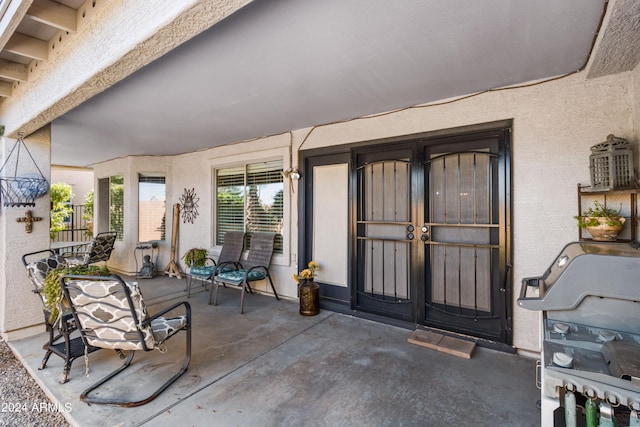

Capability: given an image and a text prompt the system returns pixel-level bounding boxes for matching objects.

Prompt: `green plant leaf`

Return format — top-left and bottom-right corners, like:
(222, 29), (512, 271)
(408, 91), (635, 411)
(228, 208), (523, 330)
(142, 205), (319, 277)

(43, 265), (111, 323)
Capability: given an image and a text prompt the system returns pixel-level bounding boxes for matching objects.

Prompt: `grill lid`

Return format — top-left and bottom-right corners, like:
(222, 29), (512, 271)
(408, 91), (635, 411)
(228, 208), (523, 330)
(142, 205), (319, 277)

(518, 242), (640, 311)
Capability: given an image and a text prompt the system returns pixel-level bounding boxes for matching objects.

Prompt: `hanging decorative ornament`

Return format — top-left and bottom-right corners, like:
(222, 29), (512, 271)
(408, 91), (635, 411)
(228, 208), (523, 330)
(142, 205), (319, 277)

(0, 133), (49, 207)
(564, 387), (577, 427)
(179, 187), (199, 224)
(585, 395), (598, 427)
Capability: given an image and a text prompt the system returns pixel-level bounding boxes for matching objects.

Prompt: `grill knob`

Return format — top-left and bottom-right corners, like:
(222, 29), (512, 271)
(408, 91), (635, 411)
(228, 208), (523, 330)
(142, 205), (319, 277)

(553, 352), (574, 368)
(598, 330), (616, 342)
(553, 322), (570, 334)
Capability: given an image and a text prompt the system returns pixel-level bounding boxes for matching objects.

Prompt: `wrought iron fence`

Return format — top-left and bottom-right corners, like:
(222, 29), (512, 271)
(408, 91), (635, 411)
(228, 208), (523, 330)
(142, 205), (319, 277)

(51, 204), (92, 243)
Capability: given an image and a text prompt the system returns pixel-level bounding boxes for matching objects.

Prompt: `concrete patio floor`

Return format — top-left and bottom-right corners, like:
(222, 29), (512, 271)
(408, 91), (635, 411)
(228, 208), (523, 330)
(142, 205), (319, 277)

(9, 274), (541, 426)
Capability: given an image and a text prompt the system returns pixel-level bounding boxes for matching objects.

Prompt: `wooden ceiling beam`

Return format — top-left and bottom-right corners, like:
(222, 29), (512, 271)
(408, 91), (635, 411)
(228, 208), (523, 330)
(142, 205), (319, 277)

(0, 80), (13, 97)
(5, 33), (48, 61)
(0, 59), (28, 82)
(27, 0), (76, 33)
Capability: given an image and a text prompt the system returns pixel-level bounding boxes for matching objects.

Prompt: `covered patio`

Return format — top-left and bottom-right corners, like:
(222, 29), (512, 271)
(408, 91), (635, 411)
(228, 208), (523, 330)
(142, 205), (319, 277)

(8, 275), (539, 426)
(2, 2), (640, 425)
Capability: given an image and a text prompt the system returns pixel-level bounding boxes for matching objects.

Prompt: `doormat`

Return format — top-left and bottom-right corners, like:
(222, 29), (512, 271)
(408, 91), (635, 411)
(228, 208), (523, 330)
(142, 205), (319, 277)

(407, 329), (476, 359)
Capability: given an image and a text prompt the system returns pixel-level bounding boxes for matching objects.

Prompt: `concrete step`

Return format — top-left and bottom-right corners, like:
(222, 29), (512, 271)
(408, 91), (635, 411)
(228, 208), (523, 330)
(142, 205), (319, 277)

(407, 329), (476, 359)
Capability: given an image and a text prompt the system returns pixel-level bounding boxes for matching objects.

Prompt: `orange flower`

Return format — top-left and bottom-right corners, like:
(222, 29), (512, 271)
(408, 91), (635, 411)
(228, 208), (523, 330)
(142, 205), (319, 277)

(294, 261), (320, 283)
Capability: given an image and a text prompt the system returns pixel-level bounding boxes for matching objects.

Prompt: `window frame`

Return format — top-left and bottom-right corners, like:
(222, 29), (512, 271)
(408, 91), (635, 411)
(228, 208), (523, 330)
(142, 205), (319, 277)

(138, 173), (167, 242)
(210, 147), (290, 266)
(109, 174), (124, 241)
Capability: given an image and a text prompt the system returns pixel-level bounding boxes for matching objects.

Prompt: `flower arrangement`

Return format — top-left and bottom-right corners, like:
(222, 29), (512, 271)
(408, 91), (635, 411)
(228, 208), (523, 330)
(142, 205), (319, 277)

(293, 261), (319, 284)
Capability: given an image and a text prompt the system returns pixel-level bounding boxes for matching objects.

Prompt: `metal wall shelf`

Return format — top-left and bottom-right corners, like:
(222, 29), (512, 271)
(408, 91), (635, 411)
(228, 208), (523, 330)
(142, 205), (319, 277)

(577, 183), (638, 243)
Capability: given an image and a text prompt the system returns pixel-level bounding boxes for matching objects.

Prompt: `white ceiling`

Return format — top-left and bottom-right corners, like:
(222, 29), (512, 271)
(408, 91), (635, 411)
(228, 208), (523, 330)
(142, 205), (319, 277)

(52, 0), (608, 167)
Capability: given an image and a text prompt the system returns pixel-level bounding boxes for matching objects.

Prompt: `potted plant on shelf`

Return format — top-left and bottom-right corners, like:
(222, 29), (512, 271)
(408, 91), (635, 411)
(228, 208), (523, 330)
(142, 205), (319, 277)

(575, 200), (626, 241)
(43, 264), (111, 323)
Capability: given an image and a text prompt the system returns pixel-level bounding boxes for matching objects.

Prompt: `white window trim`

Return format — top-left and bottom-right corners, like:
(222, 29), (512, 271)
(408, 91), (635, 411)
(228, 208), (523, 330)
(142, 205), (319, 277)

(209, 147), (291, 267)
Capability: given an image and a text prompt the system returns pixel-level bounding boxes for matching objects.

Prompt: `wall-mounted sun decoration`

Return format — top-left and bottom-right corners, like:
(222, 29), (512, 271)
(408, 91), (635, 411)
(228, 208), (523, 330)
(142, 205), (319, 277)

(179, 188), (199, 224)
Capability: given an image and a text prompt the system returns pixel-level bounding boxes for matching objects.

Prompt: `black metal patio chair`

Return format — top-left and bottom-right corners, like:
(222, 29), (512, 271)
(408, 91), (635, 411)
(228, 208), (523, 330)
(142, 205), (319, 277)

(61, 274), (191, 407)
(212, 232), (279, 313)
(184, 231), (245, 298)
(22, 249), (101, 383)
(63, 231), (117, 266)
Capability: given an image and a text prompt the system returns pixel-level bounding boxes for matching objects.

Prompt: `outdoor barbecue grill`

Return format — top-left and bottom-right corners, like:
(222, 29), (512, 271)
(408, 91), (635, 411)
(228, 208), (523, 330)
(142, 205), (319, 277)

(518, 241), (640, 427)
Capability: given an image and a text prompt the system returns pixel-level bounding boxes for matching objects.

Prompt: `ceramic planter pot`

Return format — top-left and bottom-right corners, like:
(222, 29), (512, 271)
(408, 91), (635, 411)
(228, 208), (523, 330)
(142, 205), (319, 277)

(585, 217), (625, 241)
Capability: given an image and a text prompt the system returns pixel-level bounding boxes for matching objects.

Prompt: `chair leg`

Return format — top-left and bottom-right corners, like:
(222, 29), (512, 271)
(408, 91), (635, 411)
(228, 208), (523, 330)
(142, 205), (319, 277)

(184, 275), (192, 298)
(81, 324), (191, 407)
(266, 273), (280, 300)
(39, 349), (53, 370)
(209, 280), (219, 306)
(240, 281), (246, 314)
(80, 351), (135, 404)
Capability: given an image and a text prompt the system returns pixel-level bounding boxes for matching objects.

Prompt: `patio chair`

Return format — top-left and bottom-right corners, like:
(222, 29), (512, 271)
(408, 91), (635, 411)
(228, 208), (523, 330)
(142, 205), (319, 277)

(21, 249), (101, 383)
(184, 231), (245, 298)
(61, 274), (191, 407)
(212, 232), (279, 313)
(63, 231), (117, 266)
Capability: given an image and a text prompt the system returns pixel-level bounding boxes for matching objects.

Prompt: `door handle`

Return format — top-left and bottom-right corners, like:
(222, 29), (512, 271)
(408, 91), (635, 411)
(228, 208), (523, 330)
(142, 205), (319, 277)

(421, 225), (429, 241)
(407, 224), (415, 240)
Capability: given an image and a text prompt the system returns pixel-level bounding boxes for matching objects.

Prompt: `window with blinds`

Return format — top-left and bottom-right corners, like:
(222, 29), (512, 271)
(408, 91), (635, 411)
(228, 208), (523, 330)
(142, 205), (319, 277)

(216, 160), (284, 253)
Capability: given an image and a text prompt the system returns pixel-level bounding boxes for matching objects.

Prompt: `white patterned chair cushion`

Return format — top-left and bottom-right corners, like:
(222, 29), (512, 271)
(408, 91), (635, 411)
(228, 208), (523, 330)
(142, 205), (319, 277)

(25, 255), (67, 304)
(66, 279), (187, 351)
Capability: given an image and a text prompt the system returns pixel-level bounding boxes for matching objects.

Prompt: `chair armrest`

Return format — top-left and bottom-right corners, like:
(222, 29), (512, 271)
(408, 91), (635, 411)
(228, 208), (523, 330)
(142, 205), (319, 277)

(62, 250), (90, 257)
(143, 301), (191, 326)
(21, 249), (55, 267)
(247, 265), (269, 274)
(216, 261), (242, 272)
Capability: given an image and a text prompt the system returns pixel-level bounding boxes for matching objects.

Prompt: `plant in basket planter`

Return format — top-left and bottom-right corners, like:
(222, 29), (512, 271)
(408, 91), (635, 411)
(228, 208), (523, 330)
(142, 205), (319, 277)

(294, 261), (320, 316)
(43, 264), (111, 323)
(575, 200), (626, 241)
(182, 248), (208, 268)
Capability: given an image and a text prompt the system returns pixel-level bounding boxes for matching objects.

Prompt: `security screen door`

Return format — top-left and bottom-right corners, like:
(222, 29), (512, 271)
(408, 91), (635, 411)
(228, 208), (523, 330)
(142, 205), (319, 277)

(355, 129), (510, 343)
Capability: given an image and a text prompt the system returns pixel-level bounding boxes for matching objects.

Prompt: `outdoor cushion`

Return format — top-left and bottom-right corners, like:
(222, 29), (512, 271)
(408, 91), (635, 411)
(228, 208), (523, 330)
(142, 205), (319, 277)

(189, 266), (216, 278)
(217, 269), (267, 284)
(151, 316), (189, 345)
(67, 279), (186, 351)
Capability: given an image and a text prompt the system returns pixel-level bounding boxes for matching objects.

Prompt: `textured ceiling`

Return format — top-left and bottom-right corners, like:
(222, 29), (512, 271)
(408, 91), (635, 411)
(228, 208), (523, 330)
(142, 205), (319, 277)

(52, 0), (608, 167)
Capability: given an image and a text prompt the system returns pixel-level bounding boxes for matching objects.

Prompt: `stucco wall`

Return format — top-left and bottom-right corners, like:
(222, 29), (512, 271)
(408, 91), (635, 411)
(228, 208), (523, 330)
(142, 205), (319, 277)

(0, 133), (52, 339)
(91, 69), (637, 353)
(634, 63), (640, 133)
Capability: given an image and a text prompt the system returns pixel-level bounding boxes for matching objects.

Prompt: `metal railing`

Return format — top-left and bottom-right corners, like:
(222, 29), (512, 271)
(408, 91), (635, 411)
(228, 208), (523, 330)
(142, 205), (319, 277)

(51, 204), (91, 243)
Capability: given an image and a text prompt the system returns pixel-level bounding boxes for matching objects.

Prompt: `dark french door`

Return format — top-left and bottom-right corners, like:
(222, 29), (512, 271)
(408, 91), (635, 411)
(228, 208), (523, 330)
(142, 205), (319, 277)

(354, 129), (511, 343)
(355, 146), (417, 321)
